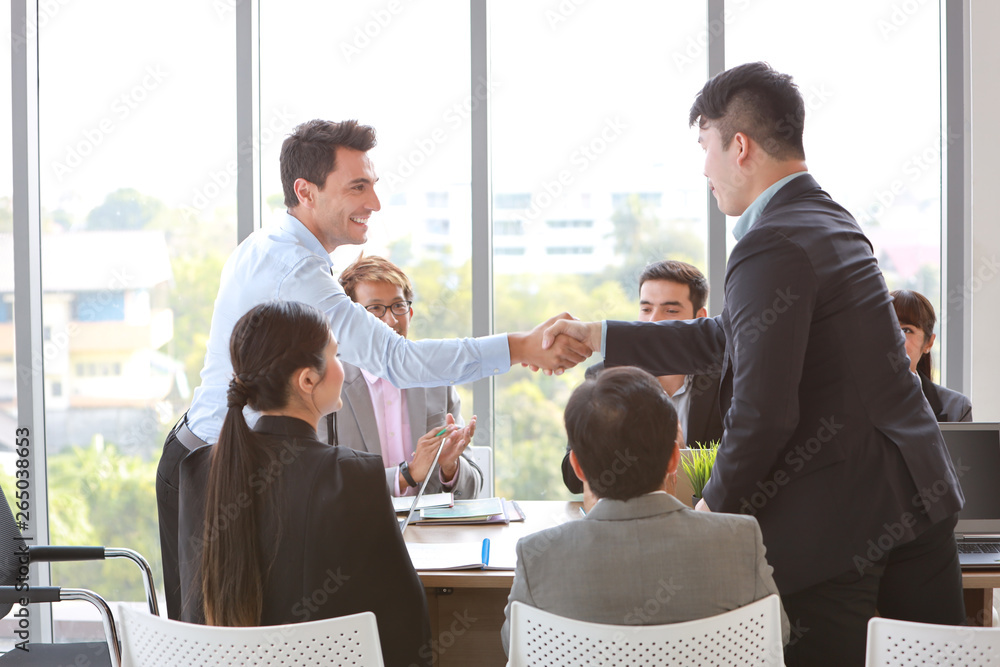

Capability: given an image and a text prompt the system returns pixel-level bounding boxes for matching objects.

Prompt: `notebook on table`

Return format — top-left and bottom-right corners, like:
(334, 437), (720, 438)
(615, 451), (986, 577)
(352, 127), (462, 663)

(939, 422), (1000, 568)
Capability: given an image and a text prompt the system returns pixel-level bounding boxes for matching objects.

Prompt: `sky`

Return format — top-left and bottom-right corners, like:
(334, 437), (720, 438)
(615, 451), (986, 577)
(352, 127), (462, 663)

(0, 0), (943, 258)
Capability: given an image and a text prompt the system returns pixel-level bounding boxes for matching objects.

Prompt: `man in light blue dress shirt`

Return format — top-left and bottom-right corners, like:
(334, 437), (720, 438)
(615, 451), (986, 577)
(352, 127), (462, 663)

(157, 119), (590, 618)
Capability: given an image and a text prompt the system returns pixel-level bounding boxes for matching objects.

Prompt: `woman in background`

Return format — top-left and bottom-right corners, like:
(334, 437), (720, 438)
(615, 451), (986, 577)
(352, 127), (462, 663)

(177, 300), (430, 667)
(891, 289), (972, 422)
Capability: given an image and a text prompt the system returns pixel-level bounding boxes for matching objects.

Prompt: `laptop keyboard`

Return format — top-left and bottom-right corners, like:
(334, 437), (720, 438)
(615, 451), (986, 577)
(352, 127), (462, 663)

(957, 542), (1000, 554)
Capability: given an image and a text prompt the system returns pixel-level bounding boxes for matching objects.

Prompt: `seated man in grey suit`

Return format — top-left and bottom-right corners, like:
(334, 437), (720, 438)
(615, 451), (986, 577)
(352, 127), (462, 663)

(502, 366), (788, 656)
(325, 254), (482, 499)
(561, 260), (723, 493)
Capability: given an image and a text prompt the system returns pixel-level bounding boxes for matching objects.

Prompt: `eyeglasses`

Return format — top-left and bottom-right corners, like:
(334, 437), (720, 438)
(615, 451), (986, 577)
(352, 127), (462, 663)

(364, 301), (412, 318)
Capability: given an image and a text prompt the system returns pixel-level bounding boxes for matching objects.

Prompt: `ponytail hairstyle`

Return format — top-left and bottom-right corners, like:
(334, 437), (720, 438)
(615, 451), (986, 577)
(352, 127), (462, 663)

(201, 300), (331, 627)
(889, 289), (937, 379)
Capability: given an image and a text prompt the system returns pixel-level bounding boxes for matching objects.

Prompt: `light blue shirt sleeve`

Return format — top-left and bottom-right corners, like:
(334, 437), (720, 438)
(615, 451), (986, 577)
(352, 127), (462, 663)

(187, 212), (510, 443)
(600, 320), (608, 358)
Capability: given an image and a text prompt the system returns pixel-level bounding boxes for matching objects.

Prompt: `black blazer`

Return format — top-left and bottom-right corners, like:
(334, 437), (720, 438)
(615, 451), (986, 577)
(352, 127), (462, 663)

(178, 416), (430, 667)
(561, 361), (724, 493)
(605, 174), (963, 594)
(919, 372), (973, 422)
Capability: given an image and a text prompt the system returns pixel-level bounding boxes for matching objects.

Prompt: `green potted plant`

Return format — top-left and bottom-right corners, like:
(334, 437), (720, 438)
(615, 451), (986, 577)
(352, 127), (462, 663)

(681, 440), (721, 506)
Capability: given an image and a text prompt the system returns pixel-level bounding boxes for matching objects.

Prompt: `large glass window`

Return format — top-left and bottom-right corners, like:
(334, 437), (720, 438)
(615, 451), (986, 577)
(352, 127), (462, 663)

(37, 0), (236, 640)
(491, 1), (710, 499)
(728, 0), (943, 374)
(260, 0), (474, 406)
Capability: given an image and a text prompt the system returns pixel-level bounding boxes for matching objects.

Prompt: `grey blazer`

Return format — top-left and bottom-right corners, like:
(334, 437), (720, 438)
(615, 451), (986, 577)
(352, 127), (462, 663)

(500, 493), (789, 655)
(328, 362), (482, 499)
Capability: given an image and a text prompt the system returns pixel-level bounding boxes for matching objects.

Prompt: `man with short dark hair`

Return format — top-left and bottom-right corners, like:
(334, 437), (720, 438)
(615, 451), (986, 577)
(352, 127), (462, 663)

(501, 366), (788, 656)
(560, 259), (723, 493)
(331, 254), (482, 499)
(156, 119), (589, 619)
(543, 63), (964, 666)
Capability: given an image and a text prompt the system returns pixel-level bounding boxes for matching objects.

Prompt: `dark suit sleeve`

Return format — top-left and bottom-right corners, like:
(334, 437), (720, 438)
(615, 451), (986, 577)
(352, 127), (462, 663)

(703, 228), (818, 513)
(606, 316), (726, 376)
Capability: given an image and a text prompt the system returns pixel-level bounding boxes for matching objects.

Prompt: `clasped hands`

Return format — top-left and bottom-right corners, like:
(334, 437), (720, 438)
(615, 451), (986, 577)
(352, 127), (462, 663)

(509, 314), (603, 375)
(406, 413), (477, 486)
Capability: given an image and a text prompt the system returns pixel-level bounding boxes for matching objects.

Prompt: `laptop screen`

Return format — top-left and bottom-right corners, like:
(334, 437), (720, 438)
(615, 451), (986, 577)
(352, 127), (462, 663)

(939, 423), (1000, 535)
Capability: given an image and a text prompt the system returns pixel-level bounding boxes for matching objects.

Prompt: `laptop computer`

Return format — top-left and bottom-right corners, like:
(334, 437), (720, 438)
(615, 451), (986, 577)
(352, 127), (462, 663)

(398, 437), (447, 534)
(939, 422), (1000, 568)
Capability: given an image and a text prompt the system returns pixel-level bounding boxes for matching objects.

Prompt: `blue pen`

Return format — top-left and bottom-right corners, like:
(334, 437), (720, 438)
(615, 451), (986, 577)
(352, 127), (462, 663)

(481, 538), (490, 567)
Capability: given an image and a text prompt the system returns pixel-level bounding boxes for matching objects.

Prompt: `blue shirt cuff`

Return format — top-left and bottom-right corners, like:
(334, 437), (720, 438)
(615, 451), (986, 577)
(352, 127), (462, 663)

(480, 333), (512, 376)
(600, 321), (608, 359)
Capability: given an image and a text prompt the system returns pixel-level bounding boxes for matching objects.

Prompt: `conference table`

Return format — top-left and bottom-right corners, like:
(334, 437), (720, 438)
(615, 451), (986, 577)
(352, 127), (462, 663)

(403, 500), (999, 667)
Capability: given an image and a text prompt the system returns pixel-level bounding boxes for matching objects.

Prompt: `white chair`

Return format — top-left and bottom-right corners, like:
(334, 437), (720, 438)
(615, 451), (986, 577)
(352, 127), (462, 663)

(118, 606), (384, 667)
(864, 616), (1000, 666)
(468, 444), (494, 497)
(508, 594), (785, 666)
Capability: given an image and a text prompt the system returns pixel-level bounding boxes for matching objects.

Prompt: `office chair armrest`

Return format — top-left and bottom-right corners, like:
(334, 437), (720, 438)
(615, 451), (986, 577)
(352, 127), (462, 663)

(28, 546), (106, 562)
(0, 586), (62, 604)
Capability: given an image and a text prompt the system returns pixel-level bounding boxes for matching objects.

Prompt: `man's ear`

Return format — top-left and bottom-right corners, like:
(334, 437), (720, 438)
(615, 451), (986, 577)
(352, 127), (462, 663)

(292, 178), (316, 208)
(666, 443), (681, 476)
(695, 306), (708, 319)
(733, 131), (751, 166)
(569, 450), (587, 483)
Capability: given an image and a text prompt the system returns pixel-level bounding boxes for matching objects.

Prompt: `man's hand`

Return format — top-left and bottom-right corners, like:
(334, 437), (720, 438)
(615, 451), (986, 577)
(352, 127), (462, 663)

(437, 414), (476, 481)
(407, 414), (476, 486)
(509, 313), (592, 375)
(407, 421), (460, 487)
(541, 319), (602, 357)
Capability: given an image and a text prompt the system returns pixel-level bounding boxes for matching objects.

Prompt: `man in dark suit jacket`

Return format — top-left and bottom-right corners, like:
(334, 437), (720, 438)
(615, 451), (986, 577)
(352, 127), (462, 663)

(543, 63), (964, 667)
(561, 260), (723, 493)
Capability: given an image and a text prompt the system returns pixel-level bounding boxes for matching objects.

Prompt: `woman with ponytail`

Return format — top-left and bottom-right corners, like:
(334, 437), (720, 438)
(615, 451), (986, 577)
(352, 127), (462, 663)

(177, 300), (430, 667)
(890, 289), (972, 422)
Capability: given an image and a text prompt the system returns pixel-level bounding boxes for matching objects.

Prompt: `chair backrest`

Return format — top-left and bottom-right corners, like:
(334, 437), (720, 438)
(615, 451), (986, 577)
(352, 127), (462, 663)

(118, 606), (384, 667)
(467, 445), (493, 497)
(508, 594), (785, 667)
(865, 617), (1000, 666)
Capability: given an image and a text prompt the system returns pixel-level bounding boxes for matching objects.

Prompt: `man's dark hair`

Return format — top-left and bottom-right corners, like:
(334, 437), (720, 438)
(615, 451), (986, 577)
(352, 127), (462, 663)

(279, 119), (377, 208)
(688, 62), (806, 161)
(565, 366), (678, 501)
(639, 260), (709, 315)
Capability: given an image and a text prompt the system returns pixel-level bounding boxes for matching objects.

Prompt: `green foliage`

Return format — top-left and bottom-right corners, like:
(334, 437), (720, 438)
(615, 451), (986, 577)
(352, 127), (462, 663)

(85, 188), (164, 231)
(681, 440), (721, 500)
(0, 443), (161, 603)
(169, 252), (227, 391)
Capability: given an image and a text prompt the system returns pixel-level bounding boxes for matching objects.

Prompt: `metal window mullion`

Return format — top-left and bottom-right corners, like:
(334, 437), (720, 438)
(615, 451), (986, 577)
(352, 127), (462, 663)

(470, 0), (494, 496)
(707, 0), (726, 315)
(11, 0), (53, 643)
(942, 0), (971, 395)
(236, 0), (261, 242)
